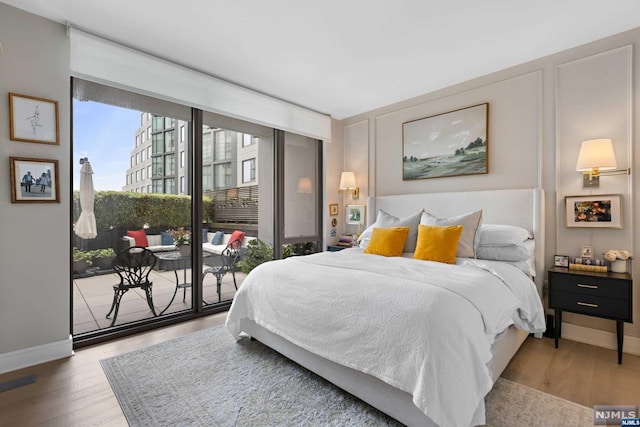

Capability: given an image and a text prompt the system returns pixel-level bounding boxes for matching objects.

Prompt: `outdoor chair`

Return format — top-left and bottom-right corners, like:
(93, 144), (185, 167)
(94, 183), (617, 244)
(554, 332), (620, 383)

(106, 246), (158, 327)
(202, 239), (243, 303)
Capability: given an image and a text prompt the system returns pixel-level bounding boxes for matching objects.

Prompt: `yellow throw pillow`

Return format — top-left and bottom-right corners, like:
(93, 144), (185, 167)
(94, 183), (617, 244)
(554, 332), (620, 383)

(364, 227), (410, 257)
(414, 224), (463, 264)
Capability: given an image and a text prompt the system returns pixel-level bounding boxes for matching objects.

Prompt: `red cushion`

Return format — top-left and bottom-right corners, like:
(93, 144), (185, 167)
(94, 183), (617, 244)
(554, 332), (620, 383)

(228, 230), (245, 249)
(127, 229), (149, 247)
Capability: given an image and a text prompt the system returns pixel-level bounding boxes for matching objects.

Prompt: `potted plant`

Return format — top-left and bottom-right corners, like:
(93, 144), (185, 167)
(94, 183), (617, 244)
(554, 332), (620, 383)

(90, 248), (117, 271)
(167, 227), (191, 256)
(72, 247), (93, 274)
(604, 249), (633, 273)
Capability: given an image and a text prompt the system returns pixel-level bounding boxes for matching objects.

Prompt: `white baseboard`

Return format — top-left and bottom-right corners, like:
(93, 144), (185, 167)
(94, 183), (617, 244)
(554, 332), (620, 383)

(0, 336), (74, 375)
(560, 322), (640, 356)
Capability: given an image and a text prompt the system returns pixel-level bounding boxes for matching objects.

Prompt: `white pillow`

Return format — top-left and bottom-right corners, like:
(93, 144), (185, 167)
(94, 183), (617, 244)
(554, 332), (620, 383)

(501, 257), (536, 277)
(420, 210), (483, 258)
(358, 209), (422, 253)
(478, 224), (532, 247)
(476, 239), (535, 262)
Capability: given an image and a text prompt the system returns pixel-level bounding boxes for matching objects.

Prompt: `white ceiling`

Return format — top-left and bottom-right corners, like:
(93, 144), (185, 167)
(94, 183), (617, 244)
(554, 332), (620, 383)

(3, 0), (640, 119)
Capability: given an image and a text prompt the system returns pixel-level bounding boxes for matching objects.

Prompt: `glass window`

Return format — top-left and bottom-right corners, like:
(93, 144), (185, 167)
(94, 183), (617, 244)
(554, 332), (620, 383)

(164, 116), (173, 129)
(202, 165), (212, 191)
(141, 150), (146, 162)
(180, 151), (185, 168)
(164, 130), (175, 152)
(165, 177), (175, 194)
(165, 153), (175, 175)
(243, 158), (256, 183)
(130, 156), (134, 167)
(152, 179), (163, 193)
(180, 176), (185, 193)
(141, 168), (146, 180)
(214, 163), (231, 189)
(135, 153), (140, 164)
(203, 132), (213, 163)
(135, 170), (140, 182)
(147, 146), (152, 158)
(141, 130), (145, 142)
(136, 135), (140, 146)
(147, 184), (151, 193)
(147, 127), (151, 140)
(214, 131), (232, 161)
(147, 165), (152, 178)
(152, 156), (164, 177)
(152, 115), (164, 132)
(152, 133), (163, 153)
(180, 125), (185, 143)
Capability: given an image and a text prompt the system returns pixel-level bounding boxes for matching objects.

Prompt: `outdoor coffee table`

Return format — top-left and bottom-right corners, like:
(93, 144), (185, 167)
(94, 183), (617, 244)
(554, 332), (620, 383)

(156, 251), (211, 315)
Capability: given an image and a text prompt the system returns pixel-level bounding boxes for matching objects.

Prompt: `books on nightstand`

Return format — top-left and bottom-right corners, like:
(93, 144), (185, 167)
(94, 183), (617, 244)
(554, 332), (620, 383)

(336, 235), (355, 247)
(569, 256), (607, 272)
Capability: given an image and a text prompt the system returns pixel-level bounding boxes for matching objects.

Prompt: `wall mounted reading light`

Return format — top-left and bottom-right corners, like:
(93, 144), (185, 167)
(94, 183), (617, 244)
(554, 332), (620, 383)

(297, 177), (312, 194)
(339, 171), (359, 200)
(576, 138), (629, 188)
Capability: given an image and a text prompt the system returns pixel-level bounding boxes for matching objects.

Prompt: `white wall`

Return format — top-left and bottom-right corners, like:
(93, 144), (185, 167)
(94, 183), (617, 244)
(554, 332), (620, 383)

(337, 27), (640, 349)
(0, 3), (73, 373)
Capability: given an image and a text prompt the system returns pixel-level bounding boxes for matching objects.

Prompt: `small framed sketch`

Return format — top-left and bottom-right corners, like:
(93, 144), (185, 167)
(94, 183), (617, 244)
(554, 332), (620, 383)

(554, 255), (569, 268)
(329, 203), (339, 216)
(565, 194), (622, 228)
(346, 205), (365, 225)
(581, 245), (593, 258)
(9, 93), (59, 145)
(9, 157), (60, 203)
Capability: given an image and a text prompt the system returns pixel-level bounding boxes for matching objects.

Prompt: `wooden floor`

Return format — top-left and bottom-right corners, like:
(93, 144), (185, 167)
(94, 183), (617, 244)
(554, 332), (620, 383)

(1, 317), (639, 426)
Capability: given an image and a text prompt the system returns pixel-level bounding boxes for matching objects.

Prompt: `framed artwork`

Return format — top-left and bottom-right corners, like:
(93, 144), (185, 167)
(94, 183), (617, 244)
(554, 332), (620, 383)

(565, 194), (622, 228)
(329, 203), (339, 216)
(581, 246), (593, 258)
(9, 93), (59, 145)
(9, 157), (60, 203)
(346, 205), (365, 225)
(554, 255), (569, 267)
(402, 103), (488, 180)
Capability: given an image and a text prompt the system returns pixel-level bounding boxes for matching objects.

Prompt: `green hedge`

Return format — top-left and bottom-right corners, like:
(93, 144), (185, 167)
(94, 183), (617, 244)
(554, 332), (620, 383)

(73, 191), (214, 230)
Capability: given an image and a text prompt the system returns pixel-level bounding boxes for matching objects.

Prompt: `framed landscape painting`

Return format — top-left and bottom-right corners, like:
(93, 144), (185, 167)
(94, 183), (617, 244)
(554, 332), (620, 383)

(403, 103), (488, 180)
(9, 157), (60, 203)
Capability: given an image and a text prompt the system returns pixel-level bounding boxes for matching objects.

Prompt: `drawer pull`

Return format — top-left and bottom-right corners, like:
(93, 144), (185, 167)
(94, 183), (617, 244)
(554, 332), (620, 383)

(577, 284), (598, 289)
(577, 302), (598, 308)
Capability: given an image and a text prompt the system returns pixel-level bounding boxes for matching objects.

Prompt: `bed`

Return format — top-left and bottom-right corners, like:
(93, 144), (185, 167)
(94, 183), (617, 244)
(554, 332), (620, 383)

(226, 188), (546, 427)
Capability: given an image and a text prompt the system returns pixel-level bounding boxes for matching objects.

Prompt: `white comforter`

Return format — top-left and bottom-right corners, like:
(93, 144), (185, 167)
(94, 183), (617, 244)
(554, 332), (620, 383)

(226, 249), (545, 427)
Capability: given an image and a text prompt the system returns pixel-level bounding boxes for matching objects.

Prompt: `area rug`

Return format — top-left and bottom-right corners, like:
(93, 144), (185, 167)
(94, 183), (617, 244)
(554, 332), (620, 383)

(101, 326), (593, 426)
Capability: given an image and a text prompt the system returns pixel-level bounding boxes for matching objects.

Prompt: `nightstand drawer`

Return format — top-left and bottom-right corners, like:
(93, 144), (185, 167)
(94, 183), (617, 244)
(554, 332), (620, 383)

(550, 291), (631, 321)
(549, 272), (630, 300)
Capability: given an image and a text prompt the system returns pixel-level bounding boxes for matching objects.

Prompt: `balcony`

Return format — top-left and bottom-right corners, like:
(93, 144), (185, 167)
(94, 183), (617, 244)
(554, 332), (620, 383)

(73, 266), (246, 334)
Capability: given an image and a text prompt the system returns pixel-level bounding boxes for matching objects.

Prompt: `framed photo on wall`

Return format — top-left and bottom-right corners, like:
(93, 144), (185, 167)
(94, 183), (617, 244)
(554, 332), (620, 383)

(346, 205), (365, 225)
(9, 157), (60, 203)
(402, 103), (488, 180)
(9, 93), (59, 145)
(329, 203), (339, 216)
(565, 194), (622, 228)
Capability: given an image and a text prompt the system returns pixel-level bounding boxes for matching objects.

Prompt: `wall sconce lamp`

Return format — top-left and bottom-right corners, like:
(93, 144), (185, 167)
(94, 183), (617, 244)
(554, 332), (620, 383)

(297, 177), (312, 194)
(576, 138), (629, 188)
(339, 171), (359, 200)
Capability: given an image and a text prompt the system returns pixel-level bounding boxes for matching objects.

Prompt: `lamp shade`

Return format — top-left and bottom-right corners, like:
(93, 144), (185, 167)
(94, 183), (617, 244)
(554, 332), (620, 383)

(339, 171), (357, 190)
(297, 177), (312, 194)
(576, 139), (617, 171)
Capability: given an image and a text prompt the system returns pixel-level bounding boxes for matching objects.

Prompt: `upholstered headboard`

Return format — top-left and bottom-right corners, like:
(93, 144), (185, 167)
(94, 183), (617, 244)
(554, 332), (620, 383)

(367, 188), (545, 294)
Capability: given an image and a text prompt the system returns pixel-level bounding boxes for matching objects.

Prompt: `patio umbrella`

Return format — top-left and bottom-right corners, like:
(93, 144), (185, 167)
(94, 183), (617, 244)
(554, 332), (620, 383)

(74, 159), (97, 239)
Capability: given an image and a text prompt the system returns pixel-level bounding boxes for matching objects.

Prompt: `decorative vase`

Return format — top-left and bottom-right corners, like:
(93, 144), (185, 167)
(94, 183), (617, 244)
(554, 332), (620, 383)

(179, 244), (191, 257)
(610, 259), (627, 273)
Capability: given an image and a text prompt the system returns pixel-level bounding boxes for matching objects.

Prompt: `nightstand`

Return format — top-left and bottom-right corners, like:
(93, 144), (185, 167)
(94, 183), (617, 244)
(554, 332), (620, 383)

(327, 245), (348, 252)
(548, 266), (632, 364)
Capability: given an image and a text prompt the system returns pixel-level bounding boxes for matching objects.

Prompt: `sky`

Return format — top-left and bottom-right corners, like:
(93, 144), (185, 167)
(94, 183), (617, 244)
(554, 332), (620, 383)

(72, 100), (141, 191)
(403, 104), (487, 159)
